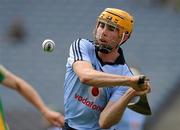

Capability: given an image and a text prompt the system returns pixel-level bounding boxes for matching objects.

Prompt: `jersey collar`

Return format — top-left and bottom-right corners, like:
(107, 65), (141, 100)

(95, 47), (125, 66)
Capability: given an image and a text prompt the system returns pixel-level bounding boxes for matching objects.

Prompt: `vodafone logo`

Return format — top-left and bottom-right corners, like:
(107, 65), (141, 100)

(91, 87), (99, 97)
(74, 93), (104, 112)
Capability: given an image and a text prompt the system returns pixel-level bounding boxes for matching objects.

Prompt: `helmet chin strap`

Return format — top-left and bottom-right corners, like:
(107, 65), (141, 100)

(94, 43), (113, 54)
(94, 32), (125, 54)
(118, 32), (125, 47)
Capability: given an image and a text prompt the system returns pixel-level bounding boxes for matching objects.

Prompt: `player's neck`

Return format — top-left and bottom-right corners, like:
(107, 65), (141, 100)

(98, 49), (120, 63)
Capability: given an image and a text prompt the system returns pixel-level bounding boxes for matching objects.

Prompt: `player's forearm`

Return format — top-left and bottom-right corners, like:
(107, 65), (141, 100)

(15, 78), (48, 114)
(99, 88), (136, 129)
(5, 72), (49, 115)
(79, 69), (132, 88)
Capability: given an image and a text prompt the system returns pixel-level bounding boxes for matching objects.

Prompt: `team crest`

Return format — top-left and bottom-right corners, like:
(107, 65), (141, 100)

(91, 87), (99, 97)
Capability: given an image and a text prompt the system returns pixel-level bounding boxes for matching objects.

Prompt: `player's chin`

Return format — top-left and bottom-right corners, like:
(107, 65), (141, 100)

(98, 41), (112, 47)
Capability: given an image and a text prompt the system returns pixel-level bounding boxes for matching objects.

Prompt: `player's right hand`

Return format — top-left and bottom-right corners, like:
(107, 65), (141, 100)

(42, 108), (64, 128)
(129, 75), (151, 92)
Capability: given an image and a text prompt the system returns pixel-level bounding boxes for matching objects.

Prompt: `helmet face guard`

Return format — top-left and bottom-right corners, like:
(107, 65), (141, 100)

(93, 8), (134, 54)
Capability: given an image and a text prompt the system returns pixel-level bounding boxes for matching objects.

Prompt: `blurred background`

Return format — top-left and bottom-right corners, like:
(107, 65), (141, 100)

(0, 0), (180, 130)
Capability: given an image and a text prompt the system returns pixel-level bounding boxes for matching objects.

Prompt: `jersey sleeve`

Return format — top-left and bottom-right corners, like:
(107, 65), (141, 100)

(0, 65), (6, 83)
(109, 64), (133, 102)
(122, 64), (140, 103)
(123, 64), (133, 76)
(67, 38), (92, 66)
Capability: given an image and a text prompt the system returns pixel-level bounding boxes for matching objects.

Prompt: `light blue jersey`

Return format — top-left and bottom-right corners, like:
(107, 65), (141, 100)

(64, 38), (133, 130)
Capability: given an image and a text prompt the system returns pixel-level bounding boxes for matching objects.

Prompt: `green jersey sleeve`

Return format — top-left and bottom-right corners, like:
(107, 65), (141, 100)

(0, 65), (6, 83)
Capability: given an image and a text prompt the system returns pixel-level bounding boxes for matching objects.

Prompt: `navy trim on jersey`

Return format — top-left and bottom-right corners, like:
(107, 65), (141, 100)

(126, 63), (134, 76)
(72, 38), (82, 61)
(95, 47), (125, 66)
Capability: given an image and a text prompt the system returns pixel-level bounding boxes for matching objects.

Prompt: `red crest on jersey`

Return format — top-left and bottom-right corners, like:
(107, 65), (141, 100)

(91, 87), (99, 96)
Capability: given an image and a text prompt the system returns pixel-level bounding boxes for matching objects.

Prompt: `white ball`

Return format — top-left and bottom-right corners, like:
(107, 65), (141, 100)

(42, 39), (55, 52)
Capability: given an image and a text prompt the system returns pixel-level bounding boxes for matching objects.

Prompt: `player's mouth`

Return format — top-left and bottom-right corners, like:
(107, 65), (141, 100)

(99, 39), (107, 44)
